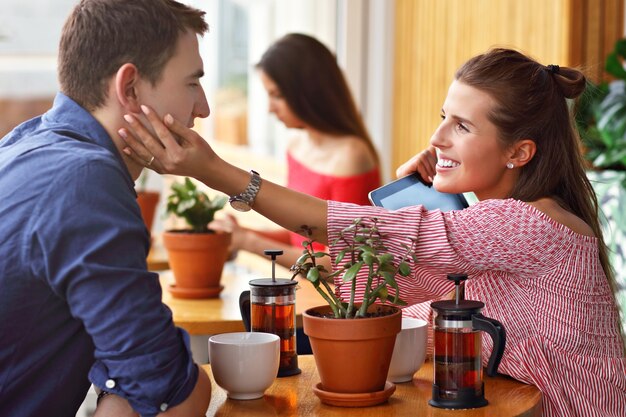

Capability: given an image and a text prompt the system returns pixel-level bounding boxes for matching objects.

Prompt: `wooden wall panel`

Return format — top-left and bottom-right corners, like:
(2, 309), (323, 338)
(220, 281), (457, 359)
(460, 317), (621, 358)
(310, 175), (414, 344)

(391, 0), (622, 177)
(569, 0), (624, 83)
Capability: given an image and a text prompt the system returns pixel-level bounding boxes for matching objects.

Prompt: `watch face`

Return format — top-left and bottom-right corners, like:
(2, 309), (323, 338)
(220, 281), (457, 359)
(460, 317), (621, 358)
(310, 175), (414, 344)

(230, 198), (251, 212)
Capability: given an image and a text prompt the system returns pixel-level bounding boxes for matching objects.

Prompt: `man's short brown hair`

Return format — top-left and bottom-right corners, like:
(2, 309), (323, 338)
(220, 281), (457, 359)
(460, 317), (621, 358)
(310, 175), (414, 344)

(58, 0), (208, 111)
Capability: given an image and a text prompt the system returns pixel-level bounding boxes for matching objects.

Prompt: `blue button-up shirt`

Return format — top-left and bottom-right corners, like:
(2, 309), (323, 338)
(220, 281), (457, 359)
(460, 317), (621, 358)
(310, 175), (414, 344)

(0, 93), (197, 417)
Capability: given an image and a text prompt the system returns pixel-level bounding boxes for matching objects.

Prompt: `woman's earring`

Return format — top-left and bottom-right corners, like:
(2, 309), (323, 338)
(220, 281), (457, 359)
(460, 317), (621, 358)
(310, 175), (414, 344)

(506, 162), (514, 169)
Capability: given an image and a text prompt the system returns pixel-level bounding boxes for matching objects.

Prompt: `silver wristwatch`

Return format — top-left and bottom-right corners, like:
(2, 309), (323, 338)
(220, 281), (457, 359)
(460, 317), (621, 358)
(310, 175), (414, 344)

(229, 170), (261, 212)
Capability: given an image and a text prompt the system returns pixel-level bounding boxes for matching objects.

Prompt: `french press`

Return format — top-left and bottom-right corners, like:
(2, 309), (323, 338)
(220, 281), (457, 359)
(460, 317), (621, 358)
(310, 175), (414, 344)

(429, 273), (506, 409)
(239, 250), (301, 377)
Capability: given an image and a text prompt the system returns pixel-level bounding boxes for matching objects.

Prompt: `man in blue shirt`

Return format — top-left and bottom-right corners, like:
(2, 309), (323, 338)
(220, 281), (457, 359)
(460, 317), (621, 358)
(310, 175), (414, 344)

(0, 1), (212, 416)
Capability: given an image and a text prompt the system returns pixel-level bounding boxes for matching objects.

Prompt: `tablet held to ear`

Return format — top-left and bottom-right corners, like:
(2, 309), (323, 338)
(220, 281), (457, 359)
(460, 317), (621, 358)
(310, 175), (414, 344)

(368, 173), (468, 211)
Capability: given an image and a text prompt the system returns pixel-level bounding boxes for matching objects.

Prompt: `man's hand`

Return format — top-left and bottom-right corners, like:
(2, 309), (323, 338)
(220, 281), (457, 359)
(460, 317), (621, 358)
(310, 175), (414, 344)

(93, 366), (211, 417)
(160, 367), (211, 416)
(93, 393), (138, 417)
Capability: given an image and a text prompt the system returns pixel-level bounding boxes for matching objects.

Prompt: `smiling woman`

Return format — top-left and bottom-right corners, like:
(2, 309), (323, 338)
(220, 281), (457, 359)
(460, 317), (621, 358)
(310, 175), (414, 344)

(433, 81), (525, 201)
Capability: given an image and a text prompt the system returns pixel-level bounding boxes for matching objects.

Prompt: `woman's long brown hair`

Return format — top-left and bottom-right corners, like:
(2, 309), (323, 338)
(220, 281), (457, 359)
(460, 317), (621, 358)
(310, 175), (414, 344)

(256, 33), (379, 163)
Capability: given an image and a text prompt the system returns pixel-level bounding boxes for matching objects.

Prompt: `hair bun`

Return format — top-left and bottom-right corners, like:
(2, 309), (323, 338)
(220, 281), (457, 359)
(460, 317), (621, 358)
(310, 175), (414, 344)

(553, 66), (586, 99)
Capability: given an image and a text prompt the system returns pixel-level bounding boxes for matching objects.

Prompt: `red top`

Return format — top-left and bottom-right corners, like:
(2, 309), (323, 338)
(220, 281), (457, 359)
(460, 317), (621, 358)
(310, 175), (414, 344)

(328, 199), (626, 417)
(287, 152), (380, 249)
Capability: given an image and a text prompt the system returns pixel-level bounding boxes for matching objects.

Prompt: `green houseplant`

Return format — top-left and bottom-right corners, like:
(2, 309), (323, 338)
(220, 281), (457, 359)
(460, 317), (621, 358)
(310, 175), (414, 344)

(576, 41), (626, 174)
(166, 177), (228, 232)
(162, 177), (231, 299)
(291, 217), (414, 318)
(575, 37), (626, 331)
(290, 217), (415, 403)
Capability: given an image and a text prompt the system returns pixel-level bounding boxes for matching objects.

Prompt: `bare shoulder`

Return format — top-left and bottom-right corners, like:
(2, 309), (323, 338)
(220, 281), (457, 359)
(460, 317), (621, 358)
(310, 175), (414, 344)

(330, 136), (378, 176)
(527, 198), (595, 237)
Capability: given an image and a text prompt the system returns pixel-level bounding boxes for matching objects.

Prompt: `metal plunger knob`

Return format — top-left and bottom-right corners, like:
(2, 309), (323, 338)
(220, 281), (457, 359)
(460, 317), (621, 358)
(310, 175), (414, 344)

(447, 273), (468, 305)
(264, 250), (284, 282)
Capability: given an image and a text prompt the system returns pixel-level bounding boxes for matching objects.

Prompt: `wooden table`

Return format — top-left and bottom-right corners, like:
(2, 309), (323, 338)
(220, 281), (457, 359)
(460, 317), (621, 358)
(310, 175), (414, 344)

(159, 252), (326, 335)
(201, 356), (542, 416)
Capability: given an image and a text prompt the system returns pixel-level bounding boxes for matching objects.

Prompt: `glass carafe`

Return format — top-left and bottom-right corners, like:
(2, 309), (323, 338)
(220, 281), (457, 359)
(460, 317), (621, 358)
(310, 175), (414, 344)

(239, 250), (301, 377)
(429, 273), (506, 409)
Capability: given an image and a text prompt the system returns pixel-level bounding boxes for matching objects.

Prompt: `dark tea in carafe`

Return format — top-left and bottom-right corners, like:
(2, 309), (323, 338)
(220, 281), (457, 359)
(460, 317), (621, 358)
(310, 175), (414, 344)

(242, 250), (301, 377)
(429, 273), (506, 409)
(433, 329), (483, 398)
(239, 249), (302, 377)
(250, 298), (298, 374)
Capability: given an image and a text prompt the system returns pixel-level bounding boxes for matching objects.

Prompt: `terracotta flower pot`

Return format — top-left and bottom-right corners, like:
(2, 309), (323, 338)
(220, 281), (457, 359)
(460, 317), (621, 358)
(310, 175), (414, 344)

(303, 304), (401, 394)
(162, 230), (232, 299)
(136, 191), (160, 233)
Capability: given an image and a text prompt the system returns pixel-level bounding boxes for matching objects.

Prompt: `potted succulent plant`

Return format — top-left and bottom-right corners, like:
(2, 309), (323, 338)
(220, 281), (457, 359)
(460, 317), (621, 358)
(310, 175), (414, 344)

(135, 169), (160, 236)
(290, 217), (415, 405)
(163, 177), (231, 299)
(576, 37), (626, 323)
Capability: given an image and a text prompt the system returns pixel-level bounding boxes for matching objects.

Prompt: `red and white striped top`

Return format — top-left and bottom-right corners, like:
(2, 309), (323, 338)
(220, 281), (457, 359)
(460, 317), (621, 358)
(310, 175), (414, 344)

(327, 199), (626, 417)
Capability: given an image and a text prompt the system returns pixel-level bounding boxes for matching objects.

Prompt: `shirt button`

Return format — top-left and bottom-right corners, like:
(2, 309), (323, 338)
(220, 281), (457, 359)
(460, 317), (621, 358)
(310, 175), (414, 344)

(160, 403), (168, 412)
(105, 379), (116, 389)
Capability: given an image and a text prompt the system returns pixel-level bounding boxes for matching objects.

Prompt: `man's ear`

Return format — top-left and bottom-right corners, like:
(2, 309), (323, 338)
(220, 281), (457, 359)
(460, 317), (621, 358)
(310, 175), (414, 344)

(114, 63), (142, 113)
(508, 139), (536, 167)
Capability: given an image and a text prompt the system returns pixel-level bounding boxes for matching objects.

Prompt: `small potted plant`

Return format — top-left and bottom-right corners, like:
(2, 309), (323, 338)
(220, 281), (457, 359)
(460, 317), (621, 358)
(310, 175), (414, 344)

(291, 217), (415, 405)
(163, 177), (231, 299)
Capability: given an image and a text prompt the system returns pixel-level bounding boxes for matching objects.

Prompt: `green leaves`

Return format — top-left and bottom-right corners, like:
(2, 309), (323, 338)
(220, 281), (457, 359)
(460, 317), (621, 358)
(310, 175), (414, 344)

(306, 267), (320, 283)
(605, 39), (626, 80)
(342, 261), (363, 283)
(291, 217), (417, 319)
(594, 82), (626, 169)
(576, 38), (626, 172)
(166, 177), (227, 232)
(398, 261), (411, 276)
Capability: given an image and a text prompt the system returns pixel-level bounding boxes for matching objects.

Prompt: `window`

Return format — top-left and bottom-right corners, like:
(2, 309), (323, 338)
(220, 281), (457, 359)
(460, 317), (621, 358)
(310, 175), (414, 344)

(191, 0), (340, 159)
(191, 0), (395, 179)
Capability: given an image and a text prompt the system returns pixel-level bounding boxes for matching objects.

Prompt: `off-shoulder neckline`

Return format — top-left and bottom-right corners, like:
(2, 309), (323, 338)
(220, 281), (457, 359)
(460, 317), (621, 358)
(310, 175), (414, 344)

(501, 199), (598, 244)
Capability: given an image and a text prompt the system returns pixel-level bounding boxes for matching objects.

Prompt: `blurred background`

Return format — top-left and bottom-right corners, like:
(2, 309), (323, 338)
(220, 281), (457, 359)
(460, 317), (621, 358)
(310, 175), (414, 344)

(4, 0), (619, 180)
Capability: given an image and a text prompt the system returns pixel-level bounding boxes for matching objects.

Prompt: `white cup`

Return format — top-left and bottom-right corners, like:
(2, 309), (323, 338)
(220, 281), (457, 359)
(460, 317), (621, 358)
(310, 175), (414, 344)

(387, 318), (428, 383)
(208, 332), (280, 400)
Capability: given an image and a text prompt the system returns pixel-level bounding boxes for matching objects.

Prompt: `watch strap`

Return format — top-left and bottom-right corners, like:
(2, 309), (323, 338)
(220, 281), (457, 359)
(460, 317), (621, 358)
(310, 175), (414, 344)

(97, 390), (112, 405)
(229, 170), (261, 211)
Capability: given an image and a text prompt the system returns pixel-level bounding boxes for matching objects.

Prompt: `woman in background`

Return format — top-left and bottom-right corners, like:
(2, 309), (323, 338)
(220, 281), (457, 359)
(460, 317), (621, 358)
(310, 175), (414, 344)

(214, 33), (380, 271)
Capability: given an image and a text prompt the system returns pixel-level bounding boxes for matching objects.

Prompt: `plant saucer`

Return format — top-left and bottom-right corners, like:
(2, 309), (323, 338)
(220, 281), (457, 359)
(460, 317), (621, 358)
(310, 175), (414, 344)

(168, 284), (223, 299)
(312, 381), (395, 407)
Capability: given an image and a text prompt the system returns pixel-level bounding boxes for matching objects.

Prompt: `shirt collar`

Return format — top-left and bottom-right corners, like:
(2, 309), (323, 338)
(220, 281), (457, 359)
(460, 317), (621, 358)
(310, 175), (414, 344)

(44, 92), (135, 189)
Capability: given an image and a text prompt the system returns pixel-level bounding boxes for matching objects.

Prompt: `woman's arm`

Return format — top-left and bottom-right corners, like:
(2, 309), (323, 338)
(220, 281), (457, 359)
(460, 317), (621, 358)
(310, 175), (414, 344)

(120, 106), (329, 245)
(240, 230), (331, 273)
(395, 145), (437, 182)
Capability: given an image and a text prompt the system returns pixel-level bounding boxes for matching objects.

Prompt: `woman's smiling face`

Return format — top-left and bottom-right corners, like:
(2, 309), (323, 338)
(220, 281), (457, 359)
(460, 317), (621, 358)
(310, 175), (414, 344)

(431, 80), (515, 201)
